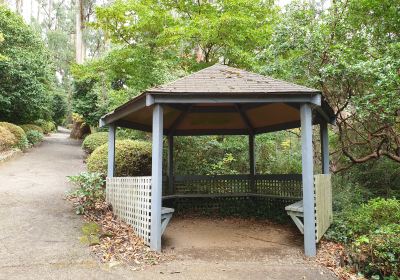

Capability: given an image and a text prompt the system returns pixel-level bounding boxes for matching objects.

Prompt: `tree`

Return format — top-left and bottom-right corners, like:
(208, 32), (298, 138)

(259, 0), (400, 170)
(0, 6), (55, 123)
(93, 0), (278, 69)
(52, 91), (68, 125)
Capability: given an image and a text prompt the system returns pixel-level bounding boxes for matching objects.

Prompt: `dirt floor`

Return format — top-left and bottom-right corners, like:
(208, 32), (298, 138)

(0, 129), (338, 280)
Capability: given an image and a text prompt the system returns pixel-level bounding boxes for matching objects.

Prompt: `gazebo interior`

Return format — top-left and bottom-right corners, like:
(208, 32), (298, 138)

(100, 64), (335, 257)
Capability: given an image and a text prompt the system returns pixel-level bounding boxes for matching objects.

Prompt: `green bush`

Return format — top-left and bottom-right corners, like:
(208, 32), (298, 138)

(20, 124), (44, 134)
(82, 132), (108, 154)
(87, 140), (152, 177)
(0, 122), (29, 150)
(26, 130), (44, 145)
(351, 224), (400, 278)
(327, 198), (400, 278)
(34, 119), (56, 134)
(67, 172), (105, 214)
(0, 126), (16, 151)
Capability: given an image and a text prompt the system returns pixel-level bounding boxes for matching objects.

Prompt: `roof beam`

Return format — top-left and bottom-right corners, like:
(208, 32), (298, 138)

(115, 120), (153, 132)
(168, 105), (192, 136)
(234, 104), (254, 135)
(173, 128), (249, 136)
(99, 96), (147, 127)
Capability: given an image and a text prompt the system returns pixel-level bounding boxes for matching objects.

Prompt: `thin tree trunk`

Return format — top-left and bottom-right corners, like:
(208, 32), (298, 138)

(75, 0), (85, 64)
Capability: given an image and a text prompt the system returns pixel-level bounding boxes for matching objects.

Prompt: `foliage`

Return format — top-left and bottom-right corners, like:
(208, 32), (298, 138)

(34, 119), (56, 134)
(87, 140), (152, 177)
(94, 0), (277, 67)
(51, 92), (68, 125)
(25, 130), (44, 145)
(20, 124), (44, 134)
(67, 172), (105, 215)
(0, 122), (29, 150)
(327, 198), (400, 278)
(348, 159), (400, 198)
(82, 132), (109, 154)
(172, 131), (301, 176)
(259, 0), (400, 168)
(70, 46), (180, 126)
(350, 224), (400, 278)
(0, 126), (16, 152)
(0, 7), (55, 124)
(71, 76), (105, 127)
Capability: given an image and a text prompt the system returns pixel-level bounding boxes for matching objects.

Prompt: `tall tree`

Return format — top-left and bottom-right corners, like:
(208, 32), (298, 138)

(0, 6), (55, 123)
(260, 0), (400, 170)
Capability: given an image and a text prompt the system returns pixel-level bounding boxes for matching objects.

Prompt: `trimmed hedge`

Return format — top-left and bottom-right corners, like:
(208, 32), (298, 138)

(34, 119), (56, 134)
(82, 132), (108, 154)
(0, 122), (28, 150)
(0, 126), (16, 151)
(87, 140), (152, 177)
(26, 130), (44, 145)
(20, 124), (44, 134)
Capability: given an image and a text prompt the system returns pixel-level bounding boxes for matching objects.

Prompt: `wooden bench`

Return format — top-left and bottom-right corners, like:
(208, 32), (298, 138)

(161, 207), (174, 235)
(285, 174), (333, 242)
(285, 200), (304, 234)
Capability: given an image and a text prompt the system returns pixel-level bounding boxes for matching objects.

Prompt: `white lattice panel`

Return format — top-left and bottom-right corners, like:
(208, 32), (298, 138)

(106, 177), (152, 245)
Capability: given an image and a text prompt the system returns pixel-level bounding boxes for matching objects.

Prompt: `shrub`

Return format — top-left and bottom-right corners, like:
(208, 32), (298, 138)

(0, 122), (29, 150)
(327, 198), (400, 278)
(0, 126), (16, 151)
(82, 132), (108, 154)
(67, 172), (105, 214)
(20, 124), (44, 134)
(87, 140), (152, 177)
(34, 119), (56, 134)
(26, 130), (44, 145)
(350, 224), (400, 278)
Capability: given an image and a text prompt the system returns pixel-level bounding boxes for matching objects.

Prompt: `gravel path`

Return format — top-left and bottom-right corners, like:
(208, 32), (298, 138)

(0, 130), (337, 280)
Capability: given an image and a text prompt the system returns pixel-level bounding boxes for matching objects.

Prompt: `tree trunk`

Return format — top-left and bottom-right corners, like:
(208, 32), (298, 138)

(75, 0), (86, 64)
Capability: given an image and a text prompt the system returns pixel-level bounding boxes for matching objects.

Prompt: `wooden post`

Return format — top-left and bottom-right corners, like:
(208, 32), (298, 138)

(300, 103), (317, 257)
(107, 124), (116, 178)
(168, 135), (174, 195)
(320, 122), (330, 174)
(150, 104), (163, 252)
(249, 134), (256, 192)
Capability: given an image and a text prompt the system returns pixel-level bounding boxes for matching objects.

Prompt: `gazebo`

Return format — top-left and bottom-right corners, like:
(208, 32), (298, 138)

(99, 64), (335, 257)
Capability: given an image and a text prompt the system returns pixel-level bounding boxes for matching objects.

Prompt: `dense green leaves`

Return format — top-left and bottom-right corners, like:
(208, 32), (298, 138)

(0, 7), (55, 123)
(260, 0), (400, 167)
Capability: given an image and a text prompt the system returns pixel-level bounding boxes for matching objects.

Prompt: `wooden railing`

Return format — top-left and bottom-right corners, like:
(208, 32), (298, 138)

(163, 174), (302, 199)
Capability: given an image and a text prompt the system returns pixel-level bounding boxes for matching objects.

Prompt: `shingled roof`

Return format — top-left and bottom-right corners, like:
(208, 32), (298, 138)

(100, 64), (334, 135)
(147, 64), (319, 95)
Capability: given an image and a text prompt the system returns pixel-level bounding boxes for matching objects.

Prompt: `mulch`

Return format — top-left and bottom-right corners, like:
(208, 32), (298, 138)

(68, 198), (172, 270)
(316, 240), (365, 280)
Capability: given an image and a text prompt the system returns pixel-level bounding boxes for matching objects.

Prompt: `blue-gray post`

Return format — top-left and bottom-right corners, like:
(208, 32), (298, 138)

(320, 122), (330, 174)
(300, 103), (317, 257)
(107, 124), (116, 178)
(168, 135), (174, 195)
(150, 104), (163, 252)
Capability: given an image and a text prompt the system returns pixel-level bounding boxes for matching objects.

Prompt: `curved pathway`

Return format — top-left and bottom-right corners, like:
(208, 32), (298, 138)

(0, 130), (337, 280)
